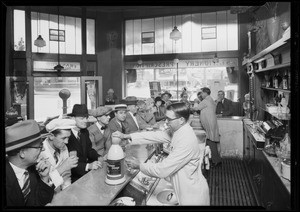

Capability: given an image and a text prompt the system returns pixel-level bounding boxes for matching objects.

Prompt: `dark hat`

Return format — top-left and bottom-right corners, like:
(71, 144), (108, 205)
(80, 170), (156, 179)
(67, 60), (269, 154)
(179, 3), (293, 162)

(68, 104), (89, 117)
(124, 96), (138, 106)
(161, 91), (172, 98)
(90, 106), (112, 117)
(6, 120), (42, 152)
(114, 104), (129, 111)
(154, 96), (165, 105)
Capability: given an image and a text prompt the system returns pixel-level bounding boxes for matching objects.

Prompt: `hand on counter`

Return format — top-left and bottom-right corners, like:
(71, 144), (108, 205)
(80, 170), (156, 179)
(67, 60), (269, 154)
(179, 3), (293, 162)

(125, 157), (140, 170)
(88, 160), (103, 170)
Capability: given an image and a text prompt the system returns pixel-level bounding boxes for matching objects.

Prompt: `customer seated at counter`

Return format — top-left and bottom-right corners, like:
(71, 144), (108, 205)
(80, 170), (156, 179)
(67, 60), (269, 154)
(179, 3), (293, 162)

(5, 120), (54, 206)
(39, 118), (79, 193)
(88, 106), (113, 156)
(135, 100), (157, 130)
(66, 104), (103, 183)
(112, 102), (210, 205)
(108, 104), (131, 134)
(179, 90), (191, 108)
(215, 90), (234, 116)
(104, 88), (118, 105)
(153, 96), (166, 122)
(161, 91), (172, 107)
(123, 96), (139, 133)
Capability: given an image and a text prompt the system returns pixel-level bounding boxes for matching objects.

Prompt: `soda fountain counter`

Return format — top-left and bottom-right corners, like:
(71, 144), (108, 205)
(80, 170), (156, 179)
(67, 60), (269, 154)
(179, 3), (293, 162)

(50, 144), (152, 206)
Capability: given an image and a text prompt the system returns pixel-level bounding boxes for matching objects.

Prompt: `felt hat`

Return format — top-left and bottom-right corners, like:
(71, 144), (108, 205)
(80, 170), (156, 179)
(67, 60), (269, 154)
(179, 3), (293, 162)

(114, 104), (129, 111)
(68, 104), (89, 117)
(46, 118), (76, 133)
(5, 120), (42, 152)
(161, 91), (172, 98)
(124, 96), (138, 106)
(90, 106), (112, 117)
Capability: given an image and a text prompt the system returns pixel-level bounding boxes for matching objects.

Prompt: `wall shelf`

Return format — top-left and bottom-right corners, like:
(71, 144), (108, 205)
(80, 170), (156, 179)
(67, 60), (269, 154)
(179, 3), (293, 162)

(261, 87), (290, 93)
(258, 106), (290, 121)
(242, 32), (290, 66)
(255, 62), (290, 73)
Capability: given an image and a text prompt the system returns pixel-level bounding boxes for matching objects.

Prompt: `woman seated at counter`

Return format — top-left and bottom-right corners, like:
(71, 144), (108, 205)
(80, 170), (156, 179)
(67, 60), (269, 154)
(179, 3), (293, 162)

(112, 102), (210, 206)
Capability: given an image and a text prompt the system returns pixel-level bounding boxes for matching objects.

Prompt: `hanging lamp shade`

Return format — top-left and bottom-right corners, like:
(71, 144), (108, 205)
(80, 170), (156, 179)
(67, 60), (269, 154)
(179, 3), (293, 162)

(137, 59), (143, 65)
(170, 26), (182, 41)
(34, 35), (46, 47)
(54, 64), (64, 71)
(213, 53), (219, 63)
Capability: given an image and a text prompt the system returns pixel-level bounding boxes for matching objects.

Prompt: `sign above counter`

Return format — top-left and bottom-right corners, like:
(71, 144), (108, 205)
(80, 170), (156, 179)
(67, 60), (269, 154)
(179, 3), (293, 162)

(125, 58), (238, 69)
(33, 61), (81, 72)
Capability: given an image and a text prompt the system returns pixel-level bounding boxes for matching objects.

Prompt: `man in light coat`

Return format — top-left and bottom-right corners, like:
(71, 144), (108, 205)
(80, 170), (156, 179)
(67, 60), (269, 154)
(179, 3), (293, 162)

(193, 87), (222, 167)
(113, 102), (210, 205)
(39, 118), (79, 193)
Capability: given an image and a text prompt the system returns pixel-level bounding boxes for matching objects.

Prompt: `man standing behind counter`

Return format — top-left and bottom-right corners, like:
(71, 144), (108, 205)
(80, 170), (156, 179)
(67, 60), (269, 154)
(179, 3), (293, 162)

(112, 102), (209, 205)
(215, 90), (233, 116)
(67, 104), (103, 183)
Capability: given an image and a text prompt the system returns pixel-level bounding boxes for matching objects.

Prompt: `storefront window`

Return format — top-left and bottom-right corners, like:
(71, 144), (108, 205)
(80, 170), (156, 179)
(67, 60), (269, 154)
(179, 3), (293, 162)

(14, 10), (26, 51)
(34, 77), (81, 122)
(126, 67), (238, 102)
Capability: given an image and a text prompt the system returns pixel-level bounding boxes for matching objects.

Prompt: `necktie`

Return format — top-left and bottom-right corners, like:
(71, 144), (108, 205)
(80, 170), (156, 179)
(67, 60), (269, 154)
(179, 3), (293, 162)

(101, 126), (107, 130)
(54, 150), (59, 164)
(121, 122), (126, 134)
(77, 130), (81, 140)
(22, 171), (31, 203)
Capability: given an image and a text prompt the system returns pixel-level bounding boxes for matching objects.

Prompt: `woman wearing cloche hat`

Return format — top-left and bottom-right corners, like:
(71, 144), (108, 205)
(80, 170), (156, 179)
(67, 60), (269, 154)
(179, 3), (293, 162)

(5, 120), (54, 206)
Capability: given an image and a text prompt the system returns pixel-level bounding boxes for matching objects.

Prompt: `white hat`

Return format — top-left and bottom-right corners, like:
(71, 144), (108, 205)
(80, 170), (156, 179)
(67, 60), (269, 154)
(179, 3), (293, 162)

(46, 118), (76, 133)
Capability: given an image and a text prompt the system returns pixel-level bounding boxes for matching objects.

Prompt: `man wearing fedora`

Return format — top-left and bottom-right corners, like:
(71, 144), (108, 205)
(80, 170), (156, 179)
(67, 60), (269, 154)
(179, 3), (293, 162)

(108, 104), (131, 134)
(67, 104), (103, 183)
(88, 106), (113, 156)
(5, 120), (54, 206)
(161, 91), (172, 107)
(39, 118), (79, 193)
(123, 96), (140, 133)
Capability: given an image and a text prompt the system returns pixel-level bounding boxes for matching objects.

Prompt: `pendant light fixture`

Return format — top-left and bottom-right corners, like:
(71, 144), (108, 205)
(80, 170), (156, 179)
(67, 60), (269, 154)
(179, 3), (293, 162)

(34, 11), (46, 48)
(213, 35), (219, 64)
(54, 6), (64, 75)
(170, 15), (182, 41)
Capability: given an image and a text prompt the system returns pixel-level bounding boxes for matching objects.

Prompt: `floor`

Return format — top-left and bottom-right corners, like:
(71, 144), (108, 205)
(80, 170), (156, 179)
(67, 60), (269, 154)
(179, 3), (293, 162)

(205, 157), (258, 207)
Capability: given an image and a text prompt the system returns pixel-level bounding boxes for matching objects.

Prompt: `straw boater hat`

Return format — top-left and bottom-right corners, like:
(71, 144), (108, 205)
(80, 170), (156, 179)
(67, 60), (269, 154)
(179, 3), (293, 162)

(113, 104), (129, 111)
(46, 118), (76, 133)
(68, 104), (89, 117)
(5, 120), (43, 152)
(90, 106), (112, 117)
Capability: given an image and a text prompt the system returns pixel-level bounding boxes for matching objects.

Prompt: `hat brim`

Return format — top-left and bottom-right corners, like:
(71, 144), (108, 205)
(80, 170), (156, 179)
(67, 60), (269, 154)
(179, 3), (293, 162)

(6, 135), (42, 152)
(67, 113), (89, 117)
(161, 93), (172, 98)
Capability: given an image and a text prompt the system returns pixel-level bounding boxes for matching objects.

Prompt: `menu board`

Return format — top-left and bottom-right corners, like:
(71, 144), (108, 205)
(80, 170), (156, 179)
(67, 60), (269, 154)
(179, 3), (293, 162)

(149, 81), (161, 98)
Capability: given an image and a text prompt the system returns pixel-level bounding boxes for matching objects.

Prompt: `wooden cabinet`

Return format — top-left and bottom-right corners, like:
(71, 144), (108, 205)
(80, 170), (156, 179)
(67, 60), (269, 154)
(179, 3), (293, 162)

(243, 122), (291, 210)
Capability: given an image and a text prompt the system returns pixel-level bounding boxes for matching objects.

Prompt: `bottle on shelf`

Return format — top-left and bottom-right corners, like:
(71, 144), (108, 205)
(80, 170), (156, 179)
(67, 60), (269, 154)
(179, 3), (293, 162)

(288, 71), (291, 90)
(282, 70), (289, 90)
(269, 73), (273, 88)
(277, 71), (283, 89)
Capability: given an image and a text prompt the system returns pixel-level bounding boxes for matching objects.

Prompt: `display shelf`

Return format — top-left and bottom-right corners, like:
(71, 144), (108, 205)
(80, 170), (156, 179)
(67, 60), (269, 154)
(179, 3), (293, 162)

(261, 87), (290, 93)
(258, 106), (291, 121)
(242, 32), (290, 66)
(255, 62), (290, 73)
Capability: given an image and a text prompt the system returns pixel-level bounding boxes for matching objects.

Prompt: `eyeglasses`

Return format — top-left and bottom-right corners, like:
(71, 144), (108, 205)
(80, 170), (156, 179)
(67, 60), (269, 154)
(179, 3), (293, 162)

(27, 145), (44, 151)
(165, 116), (181, 122)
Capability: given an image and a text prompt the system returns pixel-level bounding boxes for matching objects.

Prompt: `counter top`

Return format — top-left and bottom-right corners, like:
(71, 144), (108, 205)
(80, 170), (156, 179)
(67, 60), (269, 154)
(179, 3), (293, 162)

(217, 116), (245, 121)
(50, 144), (152, 206)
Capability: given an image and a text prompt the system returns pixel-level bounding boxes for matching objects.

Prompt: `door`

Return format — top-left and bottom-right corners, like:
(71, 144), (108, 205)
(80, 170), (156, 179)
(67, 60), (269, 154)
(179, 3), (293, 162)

(81, 76), (103, 109)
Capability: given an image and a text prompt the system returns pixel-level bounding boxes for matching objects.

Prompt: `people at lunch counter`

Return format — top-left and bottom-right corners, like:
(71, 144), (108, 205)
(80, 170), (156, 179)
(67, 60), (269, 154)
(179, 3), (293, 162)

(153, 96), (167, 122)
(88, 106), (113, 156)
(66, 104), (104, 183)
(215, 90), (234, 117)
(112, 102), (210, 205)
(5, 120), (54, 206)
(135, 100), (157, 130)
(39, 118), (79, 193)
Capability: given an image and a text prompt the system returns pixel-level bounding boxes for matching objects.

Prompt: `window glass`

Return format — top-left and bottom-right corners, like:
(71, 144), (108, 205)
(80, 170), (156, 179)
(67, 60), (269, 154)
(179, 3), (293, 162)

(126, 67), (238, 102)
(14, 10), (26, 51)
(86, 19), (95, 54)
(31, 12), (83, 54)
(34, 77), (81, 122)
